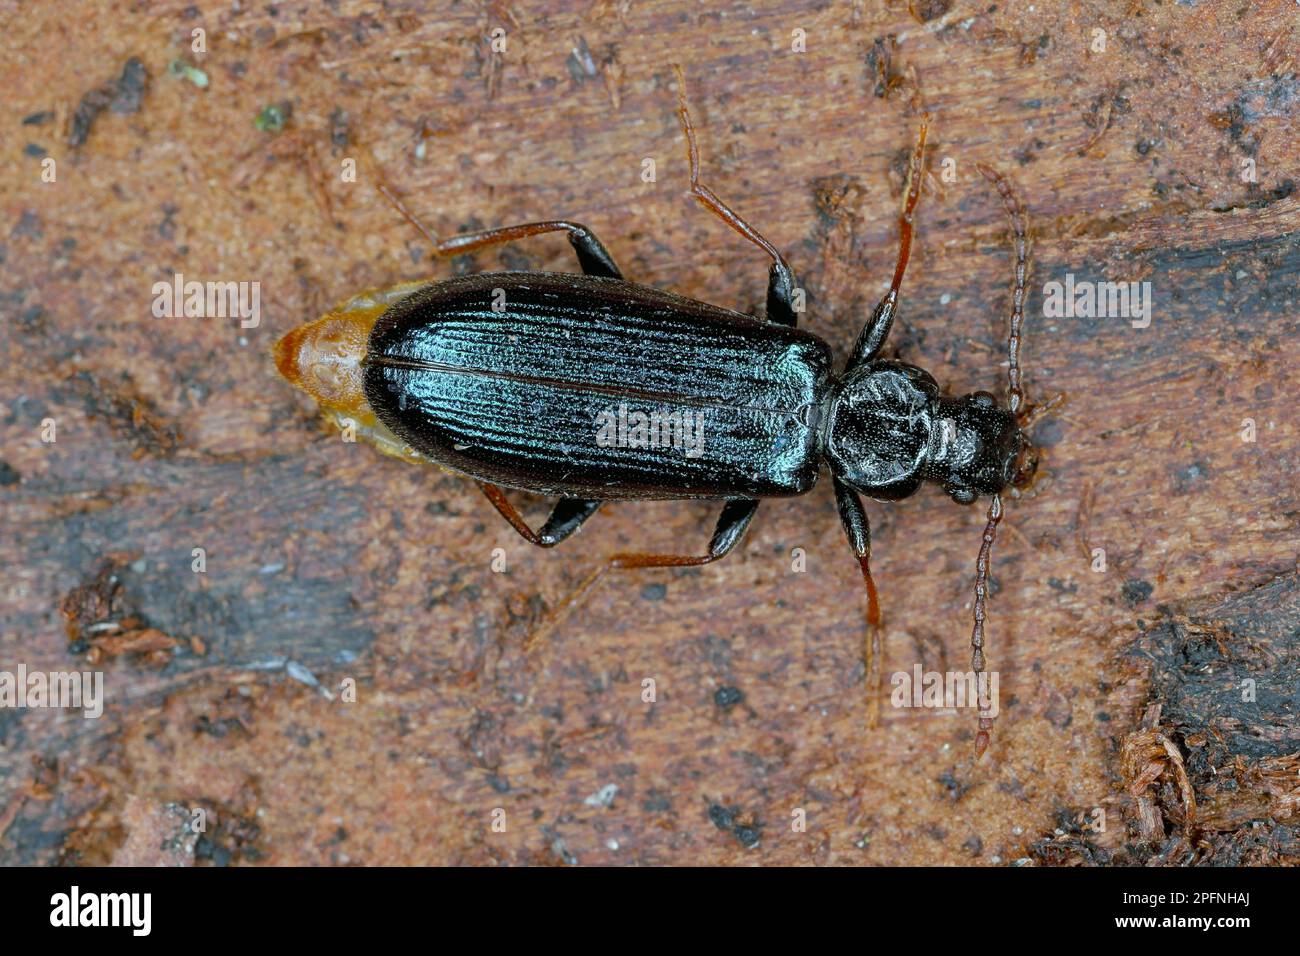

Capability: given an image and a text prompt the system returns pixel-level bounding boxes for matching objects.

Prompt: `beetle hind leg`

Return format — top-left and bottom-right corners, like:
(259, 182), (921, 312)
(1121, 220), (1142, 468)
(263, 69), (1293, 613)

(521, 499), (760, 653)
(376, 181), (623, 279)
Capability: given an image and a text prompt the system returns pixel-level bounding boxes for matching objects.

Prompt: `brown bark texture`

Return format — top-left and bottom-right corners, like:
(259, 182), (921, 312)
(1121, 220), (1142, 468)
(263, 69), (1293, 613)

(1, 0), (1297, 865)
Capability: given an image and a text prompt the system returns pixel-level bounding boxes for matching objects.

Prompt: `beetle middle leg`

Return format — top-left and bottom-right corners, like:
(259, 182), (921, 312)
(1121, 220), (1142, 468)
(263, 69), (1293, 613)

(522, 500), (759, 652)
(847, 116), (930, 367)
(672, 65), (798, 327)
(479, 483), (602, 547)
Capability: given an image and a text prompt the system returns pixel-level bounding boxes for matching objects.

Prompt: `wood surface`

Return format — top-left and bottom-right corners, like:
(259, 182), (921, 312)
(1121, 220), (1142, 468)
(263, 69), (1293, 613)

(1, 0), (1297, 865)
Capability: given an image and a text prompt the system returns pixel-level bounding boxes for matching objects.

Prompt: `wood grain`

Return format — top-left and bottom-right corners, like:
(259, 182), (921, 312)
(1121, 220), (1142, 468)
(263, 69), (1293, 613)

(1, 0), (1297, 865)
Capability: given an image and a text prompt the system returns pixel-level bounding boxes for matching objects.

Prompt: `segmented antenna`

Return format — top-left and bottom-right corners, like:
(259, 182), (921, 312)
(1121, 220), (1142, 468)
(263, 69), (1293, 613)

(970, 493), (1003, 758)
(968, 166), (1029, 758)
(976, 164), (1029, 417)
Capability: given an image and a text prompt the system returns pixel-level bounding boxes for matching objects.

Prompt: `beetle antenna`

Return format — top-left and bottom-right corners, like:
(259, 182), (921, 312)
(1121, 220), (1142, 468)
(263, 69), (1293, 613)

(975, 164), (1028, 418)
(970, 493), (1002, 758)
(967, 167), (1028, 757)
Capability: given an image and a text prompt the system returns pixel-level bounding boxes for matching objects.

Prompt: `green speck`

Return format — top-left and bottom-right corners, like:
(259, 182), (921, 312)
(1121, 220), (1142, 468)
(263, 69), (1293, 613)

(254, 104), (288, 133)
(168, 59), (209, 89)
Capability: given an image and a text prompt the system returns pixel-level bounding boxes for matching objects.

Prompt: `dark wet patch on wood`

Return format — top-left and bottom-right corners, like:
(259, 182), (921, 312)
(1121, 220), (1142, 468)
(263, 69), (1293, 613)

(1037, 572), (1300, 865)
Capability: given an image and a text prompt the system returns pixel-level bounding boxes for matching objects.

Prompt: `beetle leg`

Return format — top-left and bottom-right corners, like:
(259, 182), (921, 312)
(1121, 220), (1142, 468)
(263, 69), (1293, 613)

(763, 263), (798, 328)
(602, 499), (758, 571)
(479, 483), (602, 547)
(832, 476), (884, 728)
(521, 499), (759, 653)
(672, 65), (798, 327)
(846, 116), (929, 369)
(377, 183), (623, 279)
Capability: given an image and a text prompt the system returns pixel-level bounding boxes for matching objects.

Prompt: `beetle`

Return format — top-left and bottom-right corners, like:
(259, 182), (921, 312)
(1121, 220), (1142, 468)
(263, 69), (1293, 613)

(274, 69), (1042, 756)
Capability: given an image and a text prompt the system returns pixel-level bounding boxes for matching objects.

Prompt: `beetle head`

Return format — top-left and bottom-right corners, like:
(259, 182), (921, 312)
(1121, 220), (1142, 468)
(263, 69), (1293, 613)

(923, 390), (1022, 504)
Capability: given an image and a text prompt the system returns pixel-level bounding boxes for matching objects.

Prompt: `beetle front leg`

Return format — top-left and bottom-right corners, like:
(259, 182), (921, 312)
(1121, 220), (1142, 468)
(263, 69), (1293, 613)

(377, 182), (623, 279)
(846, 117), (929, 369)
(521, 499), (760, 653)
(479, 484), (602, 547)
(833, 476), (884, 728)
